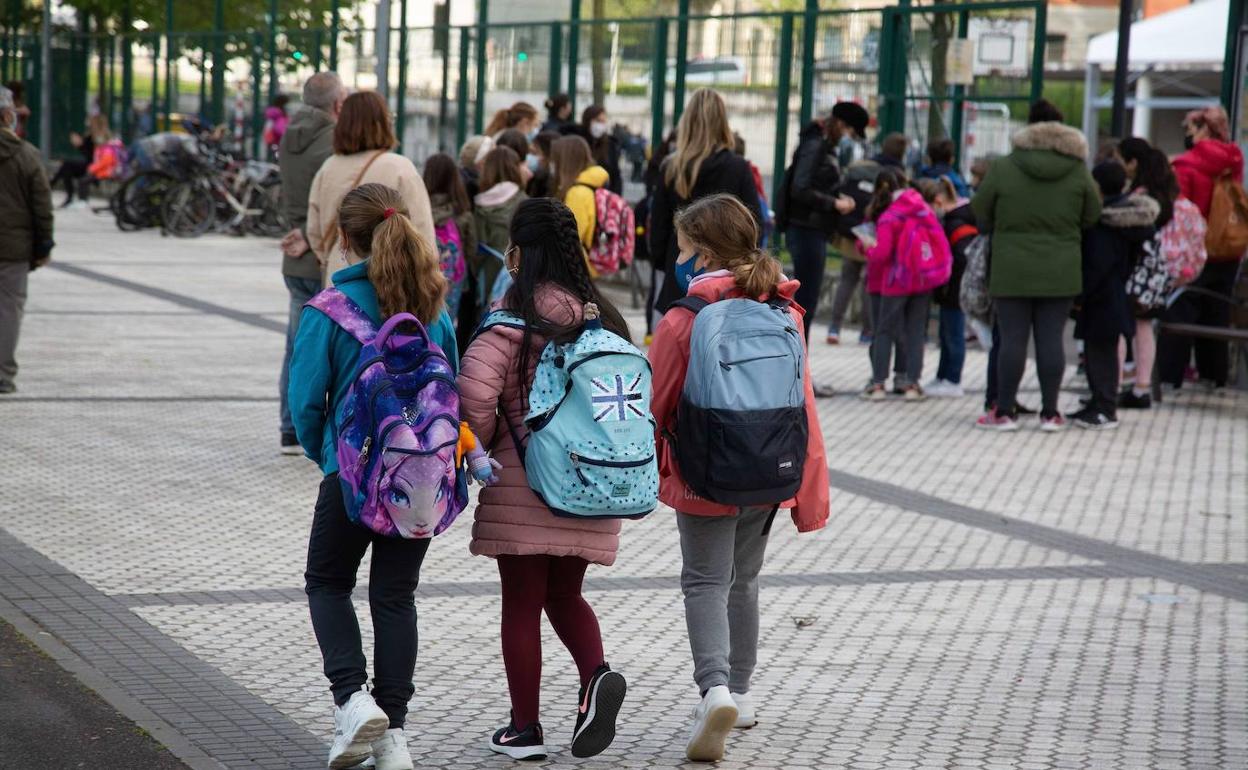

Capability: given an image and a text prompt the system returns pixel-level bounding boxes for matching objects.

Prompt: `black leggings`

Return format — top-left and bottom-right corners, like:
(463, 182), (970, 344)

(995, 297), (1072, 418)
(50, 159), (90, 202)
(1156, 260), (1239, 387)
(304, 474), (430, 728)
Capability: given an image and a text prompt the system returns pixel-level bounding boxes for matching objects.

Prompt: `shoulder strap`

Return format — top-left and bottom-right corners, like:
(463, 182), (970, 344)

(317, 149), (391, 255)
(670, 296), (710, 315)
(305, 288), (377, 345)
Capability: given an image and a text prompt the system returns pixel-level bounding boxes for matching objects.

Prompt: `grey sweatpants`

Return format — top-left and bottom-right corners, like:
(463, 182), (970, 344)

(0, 261), (30, 386)
(870, 292), (931, 387)
(677, 507), (774, 694)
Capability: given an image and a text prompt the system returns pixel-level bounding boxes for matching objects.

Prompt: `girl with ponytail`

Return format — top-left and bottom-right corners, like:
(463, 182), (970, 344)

(648, 193), (829, 762)
(457, 197), (630, 762)
(288, 183), (457, 770)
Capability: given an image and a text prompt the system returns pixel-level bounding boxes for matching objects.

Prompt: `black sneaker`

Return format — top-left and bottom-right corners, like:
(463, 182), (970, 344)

(1118, 390), (1152, 410)
(280, 432), (302, 456)
(488, 715), (546, 761)
(571, 664), (627, 758)
(1072, 409), (1118, 431)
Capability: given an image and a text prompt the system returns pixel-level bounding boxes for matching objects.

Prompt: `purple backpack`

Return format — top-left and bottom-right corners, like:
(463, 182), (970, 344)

(306, 289), (467, 539)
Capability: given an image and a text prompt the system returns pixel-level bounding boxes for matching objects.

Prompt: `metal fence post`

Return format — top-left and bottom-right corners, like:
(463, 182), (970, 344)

(164, 0), (174, 129)
(212, 0), (225, 125)
(949, 9), (969, 168)
(649, 18), (668, 154)
(672, 0), (689, 124)
(567, 0), (580, 113)
(1222, 0), (1245, 112)
(799, 0), (816, 127)
(397, 0), (408, 154)
(773, 12), (794, 212)
(121, 0), (134, 142)
(329, 0), (340, 71)
(267, 0), (278, 102)
(252, 31), (262, 158)
(457, 27), (470, 148)
(548, 21), (562, 98)
(474, 0), (488, 133)
(1030, 0), (1047, 107)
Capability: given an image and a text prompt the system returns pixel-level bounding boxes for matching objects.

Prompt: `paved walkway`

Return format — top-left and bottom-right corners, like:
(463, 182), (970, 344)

(1, 208), (1245, 770)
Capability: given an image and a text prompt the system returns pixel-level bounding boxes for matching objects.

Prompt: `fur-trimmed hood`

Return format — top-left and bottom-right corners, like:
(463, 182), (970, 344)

(1009, 121), (1090, 182)
(1100, 192), (1160, 229)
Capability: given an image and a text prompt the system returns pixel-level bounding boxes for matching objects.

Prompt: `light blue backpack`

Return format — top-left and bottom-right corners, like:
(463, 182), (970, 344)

(476, 305), (658, 519)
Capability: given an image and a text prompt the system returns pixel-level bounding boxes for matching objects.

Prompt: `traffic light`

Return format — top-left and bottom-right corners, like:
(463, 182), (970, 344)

(292, 50), (306, 62)
(517, 51), (528, 62)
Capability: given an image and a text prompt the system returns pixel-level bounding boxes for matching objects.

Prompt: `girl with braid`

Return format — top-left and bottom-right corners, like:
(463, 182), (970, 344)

(649, 193), (829, 762)
(457, 198), (632, 761)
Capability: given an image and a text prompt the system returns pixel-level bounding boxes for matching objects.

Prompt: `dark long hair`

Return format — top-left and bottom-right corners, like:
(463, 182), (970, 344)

(505, 197), (630, 394)
(422, 153), (471, 216)
(1121, 138), (1178, 227)
(867, 167), (907, 222)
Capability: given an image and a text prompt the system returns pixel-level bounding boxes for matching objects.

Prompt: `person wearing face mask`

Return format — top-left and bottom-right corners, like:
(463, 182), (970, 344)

(495, 128), (535, 187)
(485, 102), (541, 143)
(525, 130), (559, 198)
(580, 105), (622, 195)
(0, 85), (54, 395)
(1158, 106), (1245, 390)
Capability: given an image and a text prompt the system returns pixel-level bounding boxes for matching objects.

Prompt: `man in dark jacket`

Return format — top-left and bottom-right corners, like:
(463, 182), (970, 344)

(1070, 162), (1157, 430)
(0, 86), (53, 394)
(276, 71), (345, 453)
(780, 109), (855, 343)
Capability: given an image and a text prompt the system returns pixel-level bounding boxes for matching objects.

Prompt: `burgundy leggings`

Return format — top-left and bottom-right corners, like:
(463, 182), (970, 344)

(497, 555), (605, 730)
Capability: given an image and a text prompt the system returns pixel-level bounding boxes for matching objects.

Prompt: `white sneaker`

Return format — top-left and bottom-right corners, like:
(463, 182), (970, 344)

(328, 690), (390, 769)
(730, 692), (757, 729)
(686, 686), (738, 762)
(924, 379), (965, 398)
(366, 729), (413, 770)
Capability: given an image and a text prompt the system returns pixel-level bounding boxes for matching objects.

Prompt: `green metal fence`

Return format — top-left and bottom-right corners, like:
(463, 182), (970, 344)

(6, 0), (1046, 196)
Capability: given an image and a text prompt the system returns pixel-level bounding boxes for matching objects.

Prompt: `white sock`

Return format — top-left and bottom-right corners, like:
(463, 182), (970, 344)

(1133, 386), (1149, 398)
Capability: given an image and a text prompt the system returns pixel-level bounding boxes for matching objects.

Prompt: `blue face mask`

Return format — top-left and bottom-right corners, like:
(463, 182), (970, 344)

(525, 153), (541, 172)
(675, 253), (705, 294)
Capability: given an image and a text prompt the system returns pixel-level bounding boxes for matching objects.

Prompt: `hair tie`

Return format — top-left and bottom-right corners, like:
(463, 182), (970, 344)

(383, 207), (396, 220)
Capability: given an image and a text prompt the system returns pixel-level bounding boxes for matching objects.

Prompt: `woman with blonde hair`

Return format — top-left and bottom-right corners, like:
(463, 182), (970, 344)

(651, 88), (762, 312)
(549, 134), (609, 254)
(307, 91), (436, 285)
(289, 182), (458, 770)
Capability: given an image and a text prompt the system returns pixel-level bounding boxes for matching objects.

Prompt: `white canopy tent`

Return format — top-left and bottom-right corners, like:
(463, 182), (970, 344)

(1082, 0), (1225, 147)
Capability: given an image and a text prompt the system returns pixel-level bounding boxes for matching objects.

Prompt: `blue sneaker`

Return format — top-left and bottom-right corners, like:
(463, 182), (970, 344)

(858, 332), (873, 346)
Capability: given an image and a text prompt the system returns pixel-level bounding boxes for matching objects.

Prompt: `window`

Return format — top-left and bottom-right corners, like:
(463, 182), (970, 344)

(1045, 34), (1067, 66)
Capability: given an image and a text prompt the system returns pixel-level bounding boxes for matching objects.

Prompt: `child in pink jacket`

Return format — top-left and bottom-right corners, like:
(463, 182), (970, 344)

(457, 197), (631, 762)
(860, 168), (951, 401)
(648, 194), (830, 763)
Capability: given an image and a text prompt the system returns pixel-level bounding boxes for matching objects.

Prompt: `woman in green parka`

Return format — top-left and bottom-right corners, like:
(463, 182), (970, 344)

(972, 100), (1101, 431)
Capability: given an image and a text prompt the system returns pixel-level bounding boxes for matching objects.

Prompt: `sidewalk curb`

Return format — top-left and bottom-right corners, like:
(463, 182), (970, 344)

(0, 596), (227, 770)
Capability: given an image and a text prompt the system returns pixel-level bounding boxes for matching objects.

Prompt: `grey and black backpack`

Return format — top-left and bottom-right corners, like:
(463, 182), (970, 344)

(669, 295), (809, 506)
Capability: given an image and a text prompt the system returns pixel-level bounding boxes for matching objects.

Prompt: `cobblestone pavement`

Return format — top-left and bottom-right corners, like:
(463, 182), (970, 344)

(1, 208), (1245, 770)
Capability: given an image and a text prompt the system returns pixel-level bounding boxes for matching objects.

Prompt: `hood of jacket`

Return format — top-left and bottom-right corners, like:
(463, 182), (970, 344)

(0, 127), (21, 160)
(1009, 121), (1088, 181)
(265, 105), (286, 120)
(1100, 192), (1159, 229)
(1173, 138), (1244, 178)
(282, 107), (335, 155)
(883, 188), (931, 219)
(475, 181), (521, 208)
(686, 268), (801, 307)
(430, 192), (457, 225)
(575, 165), (610, 189)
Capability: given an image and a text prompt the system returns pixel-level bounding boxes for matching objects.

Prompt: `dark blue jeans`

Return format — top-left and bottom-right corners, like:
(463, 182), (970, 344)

(936, 307), (966, 384)
(786, 226), (827, 341)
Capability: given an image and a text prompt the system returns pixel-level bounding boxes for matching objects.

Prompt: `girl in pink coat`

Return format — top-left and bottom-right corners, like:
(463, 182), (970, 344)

(648, 194), (830, 763)
(457, 198), (630, 761)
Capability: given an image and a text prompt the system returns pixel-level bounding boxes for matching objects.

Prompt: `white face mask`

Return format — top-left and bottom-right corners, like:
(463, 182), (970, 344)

(590, 121), (609, 139)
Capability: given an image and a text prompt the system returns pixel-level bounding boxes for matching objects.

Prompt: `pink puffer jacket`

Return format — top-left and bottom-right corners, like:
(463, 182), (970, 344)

(457, 284), (621, 565)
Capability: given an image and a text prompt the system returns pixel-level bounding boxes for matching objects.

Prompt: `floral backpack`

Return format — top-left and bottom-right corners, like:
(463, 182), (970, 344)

(435, 218), (468, 319)
(1160, 197), (1207, 287)
(577, 184), (636, 276)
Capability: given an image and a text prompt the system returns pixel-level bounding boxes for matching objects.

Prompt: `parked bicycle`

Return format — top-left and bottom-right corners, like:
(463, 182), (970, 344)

(161, 146), (286, 238)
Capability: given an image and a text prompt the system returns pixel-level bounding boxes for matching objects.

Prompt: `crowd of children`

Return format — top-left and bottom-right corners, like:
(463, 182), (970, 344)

(279, 80), (1240, 770)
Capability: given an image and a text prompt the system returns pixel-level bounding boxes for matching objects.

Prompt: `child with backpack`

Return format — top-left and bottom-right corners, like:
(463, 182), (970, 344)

(288, 184), (461, 770)
(423, 153), (478, 339)
(918, 177), (977, 398)
(1069, 162), (1158, 430)
(648, 194), (830, 763)
(458, 197), (643, 762)
(859, 169), (953, 402)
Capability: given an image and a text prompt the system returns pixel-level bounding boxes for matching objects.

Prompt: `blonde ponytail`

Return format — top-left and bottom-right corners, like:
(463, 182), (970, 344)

(673, 193), (782, 298)
(339, 183), (446, 325)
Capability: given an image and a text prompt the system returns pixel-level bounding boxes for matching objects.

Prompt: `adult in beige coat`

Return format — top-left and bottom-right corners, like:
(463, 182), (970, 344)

(307, 91), (435, 286)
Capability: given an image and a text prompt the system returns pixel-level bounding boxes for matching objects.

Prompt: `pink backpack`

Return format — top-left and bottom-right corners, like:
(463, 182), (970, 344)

(888, 206), (952, 295)
(579, 184), (636, 276)
(1160, 197), (1208, 287)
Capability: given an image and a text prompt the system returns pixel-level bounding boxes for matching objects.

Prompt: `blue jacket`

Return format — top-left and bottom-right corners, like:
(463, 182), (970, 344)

(288, 260), (460, 475)
(918, 163), (972, 199)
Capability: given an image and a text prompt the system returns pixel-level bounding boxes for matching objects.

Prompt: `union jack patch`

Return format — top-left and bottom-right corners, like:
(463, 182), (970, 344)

(591, 373), (646, 422)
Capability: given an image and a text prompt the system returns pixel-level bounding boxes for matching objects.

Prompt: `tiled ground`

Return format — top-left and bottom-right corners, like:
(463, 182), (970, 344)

(0, 207), (1244, 770)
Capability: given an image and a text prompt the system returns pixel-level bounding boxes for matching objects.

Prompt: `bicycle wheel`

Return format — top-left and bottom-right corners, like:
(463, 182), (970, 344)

(115, 171), (176, 231)
(245, 180), (288, 238)
(162, 180), (216, 238)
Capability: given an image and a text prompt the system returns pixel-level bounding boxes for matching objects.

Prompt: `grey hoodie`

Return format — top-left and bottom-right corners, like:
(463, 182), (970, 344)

(278, 106), (336, 280)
